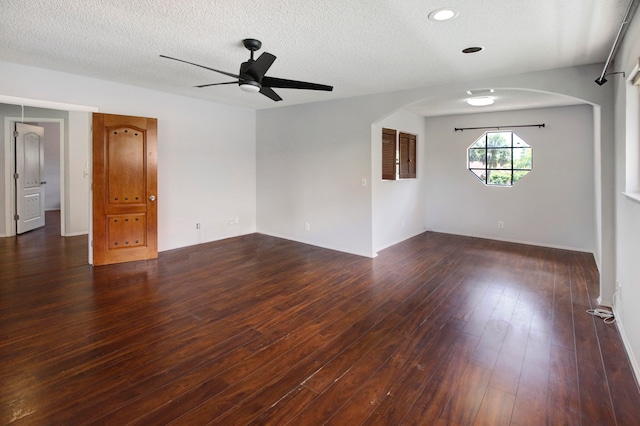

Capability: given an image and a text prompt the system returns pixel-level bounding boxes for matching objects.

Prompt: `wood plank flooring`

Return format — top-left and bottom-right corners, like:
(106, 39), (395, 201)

(1, 211), (639, 425)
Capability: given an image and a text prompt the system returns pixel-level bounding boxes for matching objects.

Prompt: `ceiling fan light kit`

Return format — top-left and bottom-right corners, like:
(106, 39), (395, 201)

(160, 38), (333, 101)
(240, 81), (261, 92)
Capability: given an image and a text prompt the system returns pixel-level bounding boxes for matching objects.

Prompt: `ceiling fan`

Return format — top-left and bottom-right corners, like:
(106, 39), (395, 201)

(160, 39), (333, 102)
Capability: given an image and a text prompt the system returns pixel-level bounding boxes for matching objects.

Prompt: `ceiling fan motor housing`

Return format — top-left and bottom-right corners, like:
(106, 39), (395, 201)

(239, 60), (261, 88)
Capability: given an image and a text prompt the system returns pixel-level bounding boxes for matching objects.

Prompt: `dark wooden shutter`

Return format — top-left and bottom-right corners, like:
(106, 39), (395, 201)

(399, 132), (416, 179)
(382, 128), (397, 180)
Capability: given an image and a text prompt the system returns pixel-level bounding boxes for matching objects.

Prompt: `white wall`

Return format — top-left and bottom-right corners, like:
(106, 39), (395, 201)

(0, 61), (257, 252)
(424, 105), (595, 252)
(66, 112), (90, 236)
(612, 9), (640, 382)
(373, 110), (427, 253)
(256, 99), (373, 257)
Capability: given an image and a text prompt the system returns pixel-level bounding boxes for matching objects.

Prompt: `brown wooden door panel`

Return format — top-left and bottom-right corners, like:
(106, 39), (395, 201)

(92, 113), (157, 265)
(382, 128), (397, 180)
(399, 132), (416, 179)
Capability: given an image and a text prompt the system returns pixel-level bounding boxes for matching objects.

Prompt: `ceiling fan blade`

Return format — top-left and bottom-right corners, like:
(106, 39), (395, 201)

(194, 81), (238, 88)
(160, 55), (239, 79)
(246, 52), (277, 79)
(262, 76), (333, 91)
(259, 87), (283, 101)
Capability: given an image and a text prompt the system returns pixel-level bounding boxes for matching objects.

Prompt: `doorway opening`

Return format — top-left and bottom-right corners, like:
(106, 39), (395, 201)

(1, 101), (93, 264)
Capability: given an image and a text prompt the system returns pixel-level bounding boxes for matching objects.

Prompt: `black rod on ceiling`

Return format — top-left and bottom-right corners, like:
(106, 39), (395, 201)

(454, 124), (545, 132)
(595, 0), (639, 86)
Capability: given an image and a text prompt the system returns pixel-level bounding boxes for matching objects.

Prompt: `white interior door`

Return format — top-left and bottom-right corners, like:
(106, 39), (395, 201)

(15, 123), (46, 234)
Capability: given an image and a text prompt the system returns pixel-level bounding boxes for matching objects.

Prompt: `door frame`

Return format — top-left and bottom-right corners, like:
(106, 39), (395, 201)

(0, 95), (97, 243)
(91, 113), (158, 265)
(4, 117), (64, 236)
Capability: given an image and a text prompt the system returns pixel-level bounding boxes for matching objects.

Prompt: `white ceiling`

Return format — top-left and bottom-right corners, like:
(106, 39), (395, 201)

(0, 0), (630, 114)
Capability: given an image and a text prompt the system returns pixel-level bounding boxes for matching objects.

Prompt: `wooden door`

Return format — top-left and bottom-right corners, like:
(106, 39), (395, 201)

(15, 123), (46, 234)
(92, 113), (157, 265)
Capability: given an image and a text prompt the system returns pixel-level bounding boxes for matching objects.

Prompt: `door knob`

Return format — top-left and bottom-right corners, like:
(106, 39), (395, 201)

(149, 195), (156, 201)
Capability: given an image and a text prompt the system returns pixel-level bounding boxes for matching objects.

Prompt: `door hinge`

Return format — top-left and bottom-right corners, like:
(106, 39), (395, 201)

(13, 173), (19, 180)
(13, 130), (19, 138)
(14, 214), (19, 220)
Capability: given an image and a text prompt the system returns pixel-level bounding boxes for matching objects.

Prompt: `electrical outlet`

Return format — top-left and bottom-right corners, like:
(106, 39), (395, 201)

(235, 217), (239, 224)
(304, 222), (310, 231)
(498, 221), (504, 229)
(361, 178), (367, 187)
(229, 218), (234, 225)
(196, 223), (201, 229)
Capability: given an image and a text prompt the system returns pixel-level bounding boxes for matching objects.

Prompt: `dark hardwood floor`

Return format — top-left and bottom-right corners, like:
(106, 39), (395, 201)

(1, 211), (639, 425)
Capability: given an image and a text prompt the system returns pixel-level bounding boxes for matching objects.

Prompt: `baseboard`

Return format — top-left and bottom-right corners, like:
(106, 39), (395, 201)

(375, 229), (428, 254)
(427, 228), (594, 253)
(64, 232), (88, 237)
(612, 304), (640, 390)
(597, 296), (613, 308)
(159, 230), (255, 253)
(592, 251), (602, 274)
(256, 231), (376, 258)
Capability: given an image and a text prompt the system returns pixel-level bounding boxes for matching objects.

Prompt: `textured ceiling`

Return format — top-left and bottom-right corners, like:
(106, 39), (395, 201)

(0, 0), (630, 112)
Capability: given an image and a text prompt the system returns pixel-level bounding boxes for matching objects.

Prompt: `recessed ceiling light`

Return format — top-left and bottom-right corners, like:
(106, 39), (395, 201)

(467, 96), (494, 106)
(462, 46), (483, 54)
(428, 8), (458, 21)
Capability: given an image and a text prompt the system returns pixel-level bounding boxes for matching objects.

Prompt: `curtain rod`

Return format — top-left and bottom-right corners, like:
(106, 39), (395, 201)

(595, 0), (639, 85)
(454, 123), (545, 132)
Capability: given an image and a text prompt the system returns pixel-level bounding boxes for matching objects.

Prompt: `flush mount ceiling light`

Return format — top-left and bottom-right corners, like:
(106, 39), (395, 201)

(462, 46), (484, 54)
(467, 96), (494, 106)
(428, 8), (458, 21)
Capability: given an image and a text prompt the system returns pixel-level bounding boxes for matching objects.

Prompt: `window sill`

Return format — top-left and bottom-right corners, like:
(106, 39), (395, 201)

(622, 192), (640, 203)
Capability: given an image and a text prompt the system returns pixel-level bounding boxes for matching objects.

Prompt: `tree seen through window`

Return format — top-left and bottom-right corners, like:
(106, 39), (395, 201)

(468, 131), (532, 186)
